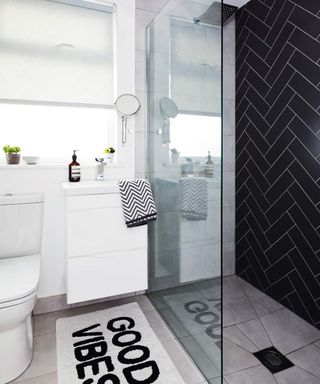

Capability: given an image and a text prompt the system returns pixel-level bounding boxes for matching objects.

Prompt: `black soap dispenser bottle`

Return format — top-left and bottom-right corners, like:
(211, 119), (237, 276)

(69, 150), (81, 182)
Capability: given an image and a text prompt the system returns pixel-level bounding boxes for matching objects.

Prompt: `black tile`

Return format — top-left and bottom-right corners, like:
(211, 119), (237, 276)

(265, 86), (295, 125)
(265, 107), (295, 144)
(245, 14), (270, 41)
(288, 270), (320, 324)
(246, 123), (270, 154)
(288, 116), (320, 157)
(288, 139), (320, 181)
(289, 226), (320, 275)
(245, 33), (270, 60)
(265, 149), (294, 184)
(245, 0), (270, 21)
(289, 28), (320, 63)
(289, 94), (320, 134)
(289, 204), (320, 252)
(246, 209), (270, 248)
(246, 158), (270, 192)
(289, 50), (320, 86)
(265, 275), (295, 301)
(246, 105), (270, 135)
(265, 233), (294, 265)
(289, 161), (320, 205)
(265, 212), (295, 244)
(246, 50), (271, 78)
(265, 63), (295, 105)
(288, 182), (320, 228)
(265, 191), (295, 223)
(289, 5), (320, 39)
(246, 69), (270, 97)
(236, 98), (250, 123)
(246, 194), (270, 231)
(246, 176), (270, 211)
(265, 170), (294, 204)
(247, 140), (270, 173)
(246, 87), (270, 116)
(289, 72), (320, 110)
(289, 0), (320, 14)
(265, 128), (295, 165)
(246, 230), (271, 270)
(265, 255), (295, 285)
(265, 21), (295, 64)
(288, 249), (320, 300)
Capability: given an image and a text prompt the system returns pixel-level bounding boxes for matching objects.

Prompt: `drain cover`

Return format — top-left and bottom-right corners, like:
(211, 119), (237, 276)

(253, 347), (294, 374)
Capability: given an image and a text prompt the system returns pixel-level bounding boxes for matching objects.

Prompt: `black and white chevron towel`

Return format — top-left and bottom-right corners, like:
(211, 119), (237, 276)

(181, 176), (208, 221)
(118, 179), (157, 228)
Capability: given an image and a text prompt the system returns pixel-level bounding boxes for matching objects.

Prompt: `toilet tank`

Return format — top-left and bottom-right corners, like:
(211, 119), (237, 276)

(0, 194), (44, 259)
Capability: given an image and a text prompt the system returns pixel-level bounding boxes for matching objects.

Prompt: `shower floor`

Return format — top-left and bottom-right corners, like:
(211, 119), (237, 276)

(149, 275), (320, 383)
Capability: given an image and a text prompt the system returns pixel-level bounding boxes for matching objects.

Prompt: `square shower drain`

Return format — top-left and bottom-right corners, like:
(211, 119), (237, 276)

(253, 347), (294, 374)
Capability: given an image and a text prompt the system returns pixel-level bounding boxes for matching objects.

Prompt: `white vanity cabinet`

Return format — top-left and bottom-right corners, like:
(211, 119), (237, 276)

(63, 182), (148, 304)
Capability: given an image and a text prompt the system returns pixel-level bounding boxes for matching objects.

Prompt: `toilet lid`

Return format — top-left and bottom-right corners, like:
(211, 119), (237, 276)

(0, 255), (40, 304)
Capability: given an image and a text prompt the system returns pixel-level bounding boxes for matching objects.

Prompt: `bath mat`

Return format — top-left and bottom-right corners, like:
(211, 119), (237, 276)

(56, 302), (185, 384)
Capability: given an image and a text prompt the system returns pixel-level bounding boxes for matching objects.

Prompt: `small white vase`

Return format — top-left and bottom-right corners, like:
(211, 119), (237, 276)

(106, 153), (114, 164)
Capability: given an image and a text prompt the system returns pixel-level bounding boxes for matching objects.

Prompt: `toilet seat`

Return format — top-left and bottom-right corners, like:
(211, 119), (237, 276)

(0, 255), (40, 307)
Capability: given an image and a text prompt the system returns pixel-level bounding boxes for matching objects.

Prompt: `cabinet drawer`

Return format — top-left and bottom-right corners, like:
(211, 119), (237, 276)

(67, 194), (121, 211)
(67, 206), (147, 257)
(67, 248), (147, 304)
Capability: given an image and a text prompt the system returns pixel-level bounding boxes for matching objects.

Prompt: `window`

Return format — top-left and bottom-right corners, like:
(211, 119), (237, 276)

(0, 0), (117, 162)
(0, 103), (115, 162)
(170, 114), (221, 158)
(0, 0), (114, 105)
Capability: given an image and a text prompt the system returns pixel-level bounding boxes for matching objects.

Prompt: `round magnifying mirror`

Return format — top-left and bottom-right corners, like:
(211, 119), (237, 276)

(160, 97), (178, 119)
(115, 94), (141, 145)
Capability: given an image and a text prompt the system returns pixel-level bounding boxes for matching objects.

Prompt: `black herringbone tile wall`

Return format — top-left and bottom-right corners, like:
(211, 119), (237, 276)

(235, 0), (320, 328)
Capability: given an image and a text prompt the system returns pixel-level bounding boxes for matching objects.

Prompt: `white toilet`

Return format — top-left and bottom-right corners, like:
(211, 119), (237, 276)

(0, 194), (43, 384)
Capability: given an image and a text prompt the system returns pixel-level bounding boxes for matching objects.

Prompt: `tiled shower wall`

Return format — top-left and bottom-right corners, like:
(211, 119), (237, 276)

(235, 0), (320, 328)
(135, 0), (238, 277)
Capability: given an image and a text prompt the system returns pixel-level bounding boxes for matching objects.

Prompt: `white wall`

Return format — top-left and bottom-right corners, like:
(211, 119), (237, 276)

(0, 0), (136, 298)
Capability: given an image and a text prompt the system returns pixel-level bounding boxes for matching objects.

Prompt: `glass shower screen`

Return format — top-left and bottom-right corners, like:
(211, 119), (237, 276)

(146, 0), (223, 382)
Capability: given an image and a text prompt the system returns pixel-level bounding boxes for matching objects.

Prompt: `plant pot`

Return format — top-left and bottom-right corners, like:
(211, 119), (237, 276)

(106, 153), (114, 164)
(6, 153), (21, 165)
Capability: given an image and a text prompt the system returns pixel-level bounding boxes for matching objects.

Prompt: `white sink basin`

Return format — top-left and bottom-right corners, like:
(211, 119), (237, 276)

(62, 180), (119, 196)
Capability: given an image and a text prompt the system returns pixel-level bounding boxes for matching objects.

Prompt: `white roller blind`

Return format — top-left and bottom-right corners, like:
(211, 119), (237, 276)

(0, 0), (114, 105)
(170, 19), (221, 115)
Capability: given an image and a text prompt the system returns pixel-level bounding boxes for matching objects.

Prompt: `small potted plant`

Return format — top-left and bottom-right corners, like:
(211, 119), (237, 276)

(3, 145), (21, 165)
(104, 147), (115, 163)
(170, 148), (180, 163)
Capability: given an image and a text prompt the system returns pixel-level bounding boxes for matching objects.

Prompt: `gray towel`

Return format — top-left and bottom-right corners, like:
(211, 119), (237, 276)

(181, 177), (208, 220)
(118, 178), (157, 228)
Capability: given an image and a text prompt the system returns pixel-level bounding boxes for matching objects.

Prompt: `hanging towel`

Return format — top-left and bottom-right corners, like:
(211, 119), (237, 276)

(181, 176), (208, 220)
(119, 179), (157, 228)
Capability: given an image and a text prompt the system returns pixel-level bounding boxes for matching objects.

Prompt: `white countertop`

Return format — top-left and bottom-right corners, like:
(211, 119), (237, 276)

(62, 180), (119, 196)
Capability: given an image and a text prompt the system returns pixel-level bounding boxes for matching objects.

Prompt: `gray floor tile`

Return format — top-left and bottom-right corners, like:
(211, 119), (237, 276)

(13, 372), (57, 384)
(223, 277), (257, 327)
(208, 378), (226, 384)
(14, 333), (57, 382)
(224, 365), (277, 384)
(236, 319), (272, 350)
(162, 339), (206, 384)
(314, 340), (320, 349)
(275, 366), (320, 384)
(144, 308), (176, 343)
(178, 334), (221, 380)
(288, 344), (320, 378)
(238, 278), (283, 317)
(223, 339), (260, 375)
(260, 308), (320, 354)
(224, 326), (258, 352)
